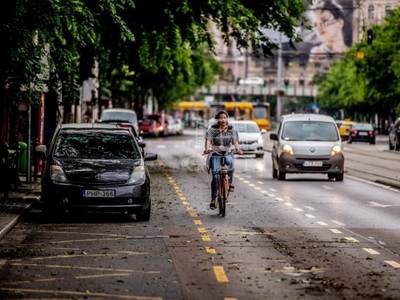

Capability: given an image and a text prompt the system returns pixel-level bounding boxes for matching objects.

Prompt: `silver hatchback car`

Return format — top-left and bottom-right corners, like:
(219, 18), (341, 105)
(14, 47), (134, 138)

(270, 114), (345, 181)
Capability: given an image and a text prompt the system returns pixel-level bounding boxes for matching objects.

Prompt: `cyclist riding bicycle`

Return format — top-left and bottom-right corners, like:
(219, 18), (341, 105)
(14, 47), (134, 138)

(203, 110), (243, 210)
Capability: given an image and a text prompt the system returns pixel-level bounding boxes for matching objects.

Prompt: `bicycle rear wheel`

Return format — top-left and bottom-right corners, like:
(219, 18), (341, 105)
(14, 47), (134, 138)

(220, 177), (229, 217)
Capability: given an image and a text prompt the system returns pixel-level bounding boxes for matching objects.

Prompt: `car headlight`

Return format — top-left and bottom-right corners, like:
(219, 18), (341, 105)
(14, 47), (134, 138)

(282, 144), (294, 155)
(331, 145), (342, 156)
(127, 166), (146, 184)
(50, 165), (68, 182)
(257, 138), (264, 144)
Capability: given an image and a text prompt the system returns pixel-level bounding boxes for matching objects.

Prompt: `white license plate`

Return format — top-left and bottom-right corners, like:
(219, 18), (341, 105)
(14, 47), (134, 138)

(84, 190), (115, 198)
(303, 161), (323, 167)
(359, 132), (368, 136)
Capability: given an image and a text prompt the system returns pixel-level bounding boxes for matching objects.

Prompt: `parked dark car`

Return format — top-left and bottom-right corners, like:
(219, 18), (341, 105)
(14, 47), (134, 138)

(35, 123), (157, 221)
(347, 123), (376, 144)
(389, 119), (400, 150)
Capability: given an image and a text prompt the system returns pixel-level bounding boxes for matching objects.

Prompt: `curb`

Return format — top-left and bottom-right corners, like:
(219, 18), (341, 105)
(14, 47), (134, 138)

(0, 203), (31, 241)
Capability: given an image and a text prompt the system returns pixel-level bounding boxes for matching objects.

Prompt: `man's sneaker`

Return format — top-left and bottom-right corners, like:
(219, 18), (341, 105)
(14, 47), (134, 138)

(229, 185), (234, 192)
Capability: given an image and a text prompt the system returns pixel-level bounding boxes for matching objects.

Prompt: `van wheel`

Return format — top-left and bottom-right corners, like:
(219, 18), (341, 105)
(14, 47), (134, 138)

(277, 170), (286, 181)
(336, 172), (344, 182)
(272, 165), (278, 179)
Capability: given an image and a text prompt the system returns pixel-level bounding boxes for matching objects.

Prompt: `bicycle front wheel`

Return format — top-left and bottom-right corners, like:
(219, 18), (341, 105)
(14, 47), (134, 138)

(220, 177), (229, 217)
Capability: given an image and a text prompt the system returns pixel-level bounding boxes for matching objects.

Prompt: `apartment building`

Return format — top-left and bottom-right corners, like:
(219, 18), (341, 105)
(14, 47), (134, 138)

(210, 0), (399, 95)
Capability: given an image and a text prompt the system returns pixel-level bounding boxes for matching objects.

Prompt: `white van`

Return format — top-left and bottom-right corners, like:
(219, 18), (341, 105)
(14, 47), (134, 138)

(99, 108), (139, 134)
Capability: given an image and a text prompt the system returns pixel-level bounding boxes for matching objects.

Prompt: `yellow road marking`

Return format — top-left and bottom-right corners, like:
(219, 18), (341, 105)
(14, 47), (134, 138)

(363, 248), (380, 255)
(8, 263), (156, 273)
(194, 220), (202, 225)
(0, 287), (162, 299)
(202, 236), (211, 241)
(179, 196), (186, 201)
(76, 273), (132, 279)
(198, 228), (206, 234)
(205, 247), (216, 254)
(190, 213), (198, 218)
(213, 266), (229, 282)
(186, 206), (193, 211)
(385, 260), (400, 268)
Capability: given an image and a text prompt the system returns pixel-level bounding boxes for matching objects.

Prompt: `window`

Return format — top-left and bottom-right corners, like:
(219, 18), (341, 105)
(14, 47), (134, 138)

(385, 5), (391, 17)
(368, 5), (374, 19)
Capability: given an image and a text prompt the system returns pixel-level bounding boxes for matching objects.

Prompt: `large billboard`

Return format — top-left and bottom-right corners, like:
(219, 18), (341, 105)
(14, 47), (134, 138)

(284, 0), (354, 63)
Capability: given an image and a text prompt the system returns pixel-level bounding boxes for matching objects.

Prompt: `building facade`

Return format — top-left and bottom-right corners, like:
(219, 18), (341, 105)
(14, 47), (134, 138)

(210, 0), (400, 97)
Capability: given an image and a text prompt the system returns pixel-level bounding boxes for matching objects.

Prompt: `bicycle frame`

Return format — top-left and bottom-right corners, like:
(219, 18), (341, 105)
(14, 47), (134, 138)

(216, 155), (230, 217)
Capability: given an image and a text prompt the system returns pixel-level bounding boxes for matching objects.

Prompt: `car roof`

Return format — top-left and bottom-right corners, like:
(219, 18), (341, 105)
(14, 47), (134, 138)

(229, 120), (258, 125)
(56, 123), (123, 130)
(281, 114), (335, 122)
(101, 108), (136, 114)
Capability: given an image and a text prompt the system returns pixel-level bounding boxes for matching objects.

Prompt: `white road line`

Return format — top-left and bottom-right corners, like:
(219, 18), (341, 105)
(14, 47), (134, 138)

(294, 208), (304, 212)
(317, 221), (328, 226)
(322, 185), (334, 190)
(363, 248), (380, 255)
(385, 261), (400, 268)
(284, 203), (293, 206)
(305, 206), (315, 211)
(305, 214), (315, 218)
(331, 220), (346, 226)
(329, 229), (342, 234)
(257, 181), (263, 184)
(344, 237), (359, 243)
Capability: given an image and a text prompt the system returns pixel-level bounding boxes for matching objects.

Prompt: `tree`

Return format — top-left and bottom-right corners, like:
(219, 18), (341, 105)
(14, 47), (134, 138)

(1, 0), (310, 108)
(316, 7), (400, 124)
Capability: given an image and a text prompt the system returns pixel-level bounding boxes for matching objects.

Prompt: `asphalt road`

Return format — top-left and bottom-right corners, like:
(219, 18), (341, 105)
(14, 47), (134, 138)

(0, 130), (399, 299)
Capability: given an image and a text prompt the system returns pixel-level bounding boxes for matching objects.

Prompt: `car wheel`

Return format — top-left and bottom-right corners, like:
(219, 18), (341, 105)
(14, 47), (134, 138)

(136, 198), (151, 222)
(271, 159), (278, 178)
(328, 174), (335, 180)
(335, 172), (344, 182)
(256, 154), (264, 158)
(370, 140), (375, 145)
(396, 143), (400, 151)
(42, 200), (63, 219)
(277, 170), (286, 181)
(389, 141), (394, 150)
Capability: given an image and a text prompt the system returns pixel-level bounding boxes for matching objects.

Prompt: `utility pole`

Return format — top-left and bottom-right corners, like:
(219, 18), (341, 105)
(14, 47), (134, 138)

(276, 32), (283, 121)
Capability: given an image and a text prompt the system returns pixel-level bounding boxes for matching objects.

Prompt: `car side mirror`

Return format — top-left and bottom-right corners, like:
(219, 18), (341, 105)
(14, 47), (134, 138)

(35, 145), (47, 160)
(270, 133), (278, 141)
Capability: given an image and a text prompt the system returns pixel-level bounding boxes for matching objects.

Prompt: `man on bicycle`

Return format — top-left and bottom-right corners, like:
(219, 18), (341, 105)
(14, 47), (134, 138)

(203, 110), (243, 210)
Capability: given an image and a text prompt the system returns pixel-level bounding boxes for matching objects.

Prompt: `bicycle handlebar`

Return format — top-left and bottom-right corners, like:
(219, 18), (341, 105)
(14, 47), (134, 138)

(203, 149), (242, 155)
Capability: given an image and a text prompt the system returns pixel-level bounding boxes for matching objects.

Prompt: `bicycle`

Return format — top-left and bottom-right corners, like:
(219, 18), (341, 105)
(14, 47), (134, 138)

(205, 150), (240, 217)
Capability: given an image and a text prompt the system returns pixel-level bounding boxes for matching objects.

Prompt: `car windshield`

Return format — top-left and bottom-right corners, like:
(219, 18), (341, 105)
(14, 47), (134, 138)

(232, 123), (260, 133)
(353, 124), (373, 130)
(101, 111), (137, 124)
(145, 115), (161, 122)
(54, 131), (141, 159)
(282, 121), (339, 141)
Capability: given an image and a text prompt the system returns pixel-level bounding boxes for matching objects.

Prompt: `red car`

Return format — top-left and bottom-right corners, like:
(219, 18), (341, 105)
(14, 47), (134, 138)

(143, 113), (169, 137)
(139, 118), (159, 137)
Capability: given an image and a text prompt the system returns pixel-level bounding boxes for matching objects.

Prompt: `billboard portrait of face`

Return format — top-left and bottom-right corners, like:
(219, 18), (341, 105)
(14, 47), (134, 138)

(294, 0), (353, 63)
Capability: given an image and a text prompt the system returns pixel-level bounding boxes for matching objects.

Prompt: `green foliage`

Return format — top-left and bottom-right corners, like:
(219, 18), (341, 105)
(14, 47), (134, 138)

(1, 0), (309, 109)
(316, 7), (400, 121)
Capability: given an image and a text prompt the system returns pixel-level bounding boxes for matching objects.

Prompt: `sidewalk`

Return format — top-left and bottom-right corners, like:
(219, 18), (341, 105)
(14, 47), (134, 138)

(0, 176), (41, 240)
